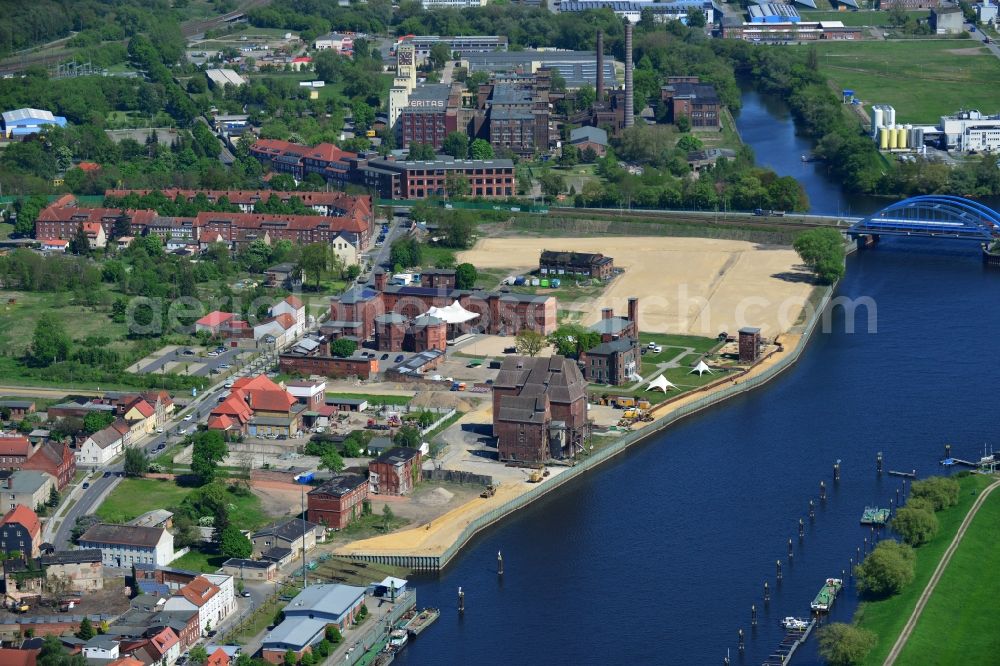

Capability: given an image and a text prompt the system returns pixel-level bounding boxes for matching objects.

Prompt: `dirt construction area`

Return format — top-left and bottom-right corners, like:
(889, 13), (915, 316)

(458, 236), (817, 337)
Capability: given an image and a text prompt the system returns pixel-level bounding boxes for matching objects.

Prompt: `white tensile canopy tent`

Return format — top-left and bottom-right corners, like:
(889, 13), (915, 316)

(691, 360), (714, 376)
(425, 300), (480, 324)
(646, 375), (677, 392)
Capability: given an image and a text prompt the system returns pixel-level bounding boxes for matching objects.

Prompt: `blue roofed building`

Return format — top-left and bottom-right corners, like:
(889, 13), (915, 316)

(2, 108), (68, 139)
(262, 584), (366, 662)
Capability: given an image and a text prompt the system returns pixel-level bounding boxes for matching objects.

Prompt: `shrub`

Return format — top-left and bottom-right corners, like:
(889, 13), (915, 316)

(817, 623), (878, 666)
(891, 505), (939, 546)
(854, 540), (916, 598)
(909, 476), (960, 511)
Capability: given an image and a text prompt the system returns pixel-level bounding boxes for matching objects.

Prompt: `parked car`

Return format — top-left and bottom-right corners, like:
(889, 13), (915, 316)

(156, 428), (164, 433)
(652, 345), (663, 354)
(82, 482), (90, 489)
(156, 443), (166, 450)
(647, 342), (657, 350)
(395, 354), (404, 362)
(182, 349), (195, 356)
(242, 591), (251, 598)
(102, 471), (111, 478)
(183, 414), (193, 421)
(381, 353), (389, 360)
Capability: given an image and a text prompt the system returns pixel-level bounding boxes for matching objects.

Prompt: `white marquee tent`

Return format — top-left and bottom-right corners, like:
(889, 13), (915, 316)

(646, 375), (677, 392)
(691, 360), (714, 376)
(425, 300), (480, 324)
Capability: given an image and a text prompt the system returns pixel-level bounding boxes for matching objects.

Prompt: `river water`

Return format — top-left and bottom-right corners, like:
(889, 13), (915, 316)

(393, 93), (1000, 665)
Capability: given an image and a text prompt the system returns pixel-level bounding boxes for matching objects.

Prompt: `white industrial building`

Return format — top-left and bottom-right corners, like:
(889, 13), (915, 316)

(420, 0), (485, 7)
(940, 110), (1000, 152)
(558, 0), (716, 25)
(205, 69), (247, 89)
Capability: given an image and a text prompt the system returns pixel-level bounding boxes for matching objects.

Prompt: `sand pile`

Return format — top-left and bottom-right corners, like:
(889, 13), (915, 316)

(418, 487), (455, 506)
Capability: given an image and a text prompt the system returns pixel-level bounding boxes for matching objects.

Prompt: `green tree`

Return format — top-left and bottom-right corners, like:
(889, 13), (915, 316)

(188, 645), (210, 665)
(470, 138), (494, 160)
(686, 6), (707, 28)
(677, 134), (704, 152)
(442, 131), (469, 159)
(112, 211), (132, 239)
(393, 425), (421, 449)
(299, 243), (332, 290)
(455, 263), (477, 289)
(548, 324), (601, 357)
(558, 144), (579, 167)
(439, 213), (474, 248)
(124, 447), (150, 478)
(793, 228), (845, 284)
(83, 411), (114, 434)
(891, 504), (939, 546)
(76, 617), (95, 640)
(30, 314), (72, 367)
(191, 430), (229, 486)
(515, 330), (547, 357)
(68, 223), (90, 255)
(351, 100), (376, 133)
(283, 649), (298, 666)
(47, 485), (60, 508)
(538, 171), (566, 198)
(38, 634), (87, 666)
(817, 623), (877, 666)
(576, 83), (596, 111)
(220, 524), (252, 559)
(329, 338), (357, 358)
(429, 42), (452, 69)
(381, 503), (395, 531)
(676, 114), (691, 133)
(320, 449), (345, 473)
(854, 540), (916, 598)
(325, 625), (343, 643)
(408, 142), (437, 160)
(909, 476), (960, 511)
(13, 195), (49, 236)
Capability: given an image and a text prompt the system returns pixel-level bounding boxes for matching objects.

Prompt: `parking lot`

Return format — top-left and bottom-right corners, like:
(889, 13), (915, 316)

(127, 344), (255, 378)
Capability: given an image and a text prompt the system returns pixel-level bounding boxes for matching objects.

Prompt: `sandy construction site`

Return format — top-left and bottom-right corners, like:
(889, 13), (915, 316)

(459, 236), (816, 337)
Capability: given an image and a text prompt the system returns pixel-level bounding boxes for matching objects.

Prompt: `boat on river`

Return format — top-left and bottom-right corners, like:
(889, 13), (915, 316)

(781, 617), (810, 630)
(404, 607), (440, 638)
(810, 578), (843, 612)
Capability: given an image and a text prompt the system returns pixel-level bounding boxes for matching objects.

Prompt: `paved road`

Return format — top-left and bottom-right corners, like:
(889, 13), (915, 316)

(882, 479), (1000, 666)
(965, 23), (1000, 59)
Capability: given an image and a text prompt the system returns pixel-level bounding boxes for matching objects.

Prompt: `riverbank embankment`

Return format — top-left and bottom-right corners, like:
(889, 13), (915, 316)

(336, 285), (835, 571)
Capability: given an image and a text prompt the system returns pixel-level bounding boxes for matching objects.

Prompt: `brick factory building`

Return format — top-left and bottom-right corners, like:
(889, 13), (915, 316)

(249, 140), (356, 187)
(278, 336), (379, 379)
(353, 157), (516, 200)
(539, 250), (615, 280)
(739, 327), (762, 363)
(369, 447), (422, 496)
(374, 313), (447, 353)
(492, 355), (589, 463)
(581, 298), (641, 385)
(307, 474), (369, 529)
(660, 77), (721, 129)
(398, 83), (462, 150)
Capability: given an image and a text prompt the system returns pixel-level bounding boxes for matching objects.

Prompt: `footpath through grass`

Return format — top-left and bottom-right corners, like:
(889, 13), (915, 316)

(892, 480), (1000, 665)
(815, 41), (1000, 123)
(854, 473), (994, 665)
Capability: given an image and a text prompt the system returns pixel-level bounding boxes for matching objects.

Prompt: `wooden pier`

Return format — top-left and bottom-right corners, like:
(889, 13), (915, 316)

(762, 619), (816, 666)
(888, 470), (916, 479)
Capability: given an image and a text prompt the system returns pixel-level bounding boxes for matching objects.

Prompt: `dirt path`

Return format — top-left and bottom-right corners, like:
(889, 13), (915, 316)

(882, 478), (1000, 666)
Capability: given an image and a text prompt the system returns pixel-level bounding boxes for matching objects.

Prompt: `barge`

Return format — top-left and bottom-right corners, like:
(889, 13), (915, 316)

(811, 578), (843, 613)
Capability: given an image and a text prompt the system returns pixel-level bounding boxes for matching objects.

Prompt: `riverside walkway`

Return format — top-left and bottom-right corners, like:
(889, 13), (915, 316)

(882, 478), (1000, 665)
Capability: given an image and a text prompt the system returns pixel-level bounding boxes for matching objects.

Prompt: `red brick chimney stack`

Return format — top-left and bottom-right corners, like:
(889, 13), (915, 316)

(628, 297), (639, 334)
(602, 308), (613, 320)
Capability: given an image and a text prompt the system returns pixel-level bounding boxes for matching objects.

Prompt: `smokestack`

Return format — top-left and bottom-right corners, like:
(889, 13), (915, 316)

(596, 31), (604, 103)
(624, 21), (634, 129)
(628, 297), (639, 333)
(602, 308), (613, 321)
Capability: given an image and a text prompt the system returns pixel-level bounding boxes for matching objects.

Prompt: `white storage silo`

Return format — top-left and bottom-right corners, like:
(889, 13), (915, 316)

(885, 105), (896, 127)
(871, 106), (884, 138)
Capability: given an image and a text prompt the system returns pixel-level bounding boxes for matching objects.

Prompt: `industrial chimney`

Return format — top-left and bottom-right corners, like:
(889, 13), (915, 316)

(624, 22), (634, 128)
(596, 30), (605, 103)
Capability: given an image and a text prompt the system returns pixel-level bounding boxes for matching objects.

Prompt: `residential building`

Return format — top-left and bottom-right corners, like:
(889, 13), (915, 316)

(1, 471), (55, 516)
(568, 126), (609, 157)
(588, 298), (640, 344)
(208, 375), (302, 437)
(1, 108), (67, 139)
(83, 637), (120, 661)
(976, 0), (998, 23)
(162, 574), (235, 634)
(249, 140), (357, 188)
(138, 627), (181, 666)
(76, 425), (125, 466)
(106, 189), (368, 219)
(0, 435), (32, 471)
(492, 355), (589, 462)
(39, 238), (69, 252)
(369, 447), (421, 496)
(250, 518), (321, 558)
(0, 505), (42, 557)
(0, 400), (35, 420)
(78, 524), (175, 568)
(314, 33), (355, 55)
(307, 475), (369, 529)
(193, 209), (372, 253)
(22, 442), (76, 490)
(661, 78), (721, 129)
(539, 250), (615, 280)
(206, 647), (231, 666)
(39, 550), (104, 591)
(261, 584), (366, 664)
(932, 4), (965, 32)
(34, 196), (157, 241)
(353, 157), (517, 200)
(285, 379), (326, 411)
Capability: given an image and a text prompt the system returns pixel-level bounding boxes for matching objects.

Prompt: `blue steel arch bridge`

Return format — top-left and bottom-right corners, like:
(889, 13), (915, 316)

(848, 195), (1000, 242)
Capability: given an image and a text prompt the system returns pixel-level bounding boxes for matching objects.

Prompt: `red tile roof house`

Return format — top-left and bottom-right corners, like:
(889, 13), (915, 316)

(21, 441), (76, 489)
(195, 311), (236, 336)
(206, 647), (231, 666)
(0, 647), (39, 666)
(208, 375), (300, 437)
(0, 504), (42, 558)
(0, 435), (34, 472)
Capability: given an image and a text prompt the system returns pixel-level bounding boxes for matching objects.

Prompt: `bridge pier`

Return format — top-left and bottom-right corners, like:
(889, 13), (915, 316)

(983, 243), (1000, 268)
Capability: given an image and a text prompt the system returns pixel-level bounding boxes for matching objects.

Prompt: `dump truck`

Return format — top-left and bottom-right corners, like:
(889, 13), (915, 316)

(527, 470), (543, 483)
(480, 485), (497, 498)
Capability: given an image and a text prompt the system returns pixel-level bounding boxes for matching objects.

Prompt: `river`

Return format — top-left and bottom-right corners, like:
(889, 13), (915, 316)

(392, 93), (1000, 665)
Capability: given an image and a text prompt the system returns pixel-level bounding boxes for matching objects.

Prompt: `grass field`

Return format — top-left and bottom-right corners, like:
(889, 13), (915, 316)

(96, 477), (270, 530)
(892, 482), (1000, 665)
(171, 549), (228, 573)
(815, 41), (1000, 123)
(0, 222), (12, 239)
(0, 291), (129, 356)
(799, 10), (924, 26)
(640, 333), (719, 355)
(854, 473), (995, 665)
